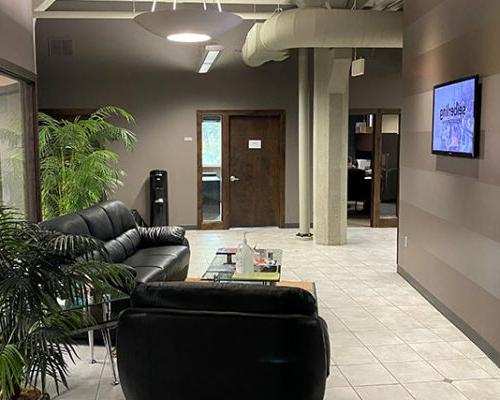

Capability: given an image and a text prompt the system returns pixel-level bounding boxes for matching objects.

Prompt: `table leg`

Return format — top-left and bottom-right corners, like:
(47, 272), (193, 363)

(101, 327), (119, 386)
(88, 330), (96, 364)
(101, 297), (119, 385)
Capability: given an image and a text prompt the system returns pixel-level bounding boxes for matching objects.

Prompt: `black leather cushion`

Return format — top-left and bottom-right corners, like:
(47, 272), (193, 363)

(129, 246), (190, 268)
(133, 267), (166, 284)
(99, 201), (137, 237)
(124, 251), (178, 270)
(104, 239), (127, 263)
(115, 229), (141, 258)
(132, 282), (318, 317)
(78, 206), (115, 241)
(139, 226), (186, 246)
(40, 213), (91, 236)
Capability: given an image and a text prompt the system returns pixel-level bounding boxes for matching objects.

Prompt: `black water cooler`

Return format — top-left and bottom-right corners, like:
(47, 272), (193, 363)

(150, 170), (169, 226)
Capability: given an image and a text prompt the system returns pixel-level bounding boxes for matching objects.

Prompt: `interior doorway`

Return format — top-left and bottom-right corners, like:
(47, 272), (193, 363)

(348, 109), (400, 228)
(197, 110), (286, 229)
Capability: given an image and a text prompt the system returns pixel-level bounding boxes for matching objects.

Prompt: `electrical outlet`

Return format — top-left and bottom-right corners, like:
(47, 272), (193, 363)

(404, 236), (408, 248)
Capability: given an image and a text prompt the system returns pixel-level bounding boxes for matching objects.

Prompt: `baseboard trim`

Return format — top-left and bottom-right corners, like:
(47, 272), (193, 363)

(398, 265), (500, 367)
(180, 225), (198, 230)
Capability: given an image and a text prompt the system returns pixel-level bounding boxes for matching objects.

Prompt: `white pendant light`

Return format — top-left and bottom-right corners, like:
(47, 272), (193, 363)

(135, 8), (242, 44)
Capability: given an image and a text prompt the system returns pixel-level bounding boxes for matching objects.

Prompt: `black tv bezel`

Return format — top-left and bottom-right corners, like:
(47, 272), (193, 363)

(431, 75), (481, 158)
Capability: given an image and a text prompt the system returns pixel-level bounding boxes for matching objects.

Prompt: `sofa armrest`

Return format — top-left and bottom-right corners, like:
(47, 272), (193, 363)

(138, 226), (187, 247)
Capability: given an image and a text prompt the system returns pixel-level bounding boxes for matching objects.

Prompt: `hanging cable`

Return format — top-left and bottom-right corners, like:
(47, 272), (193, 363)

(203, 0), (207, 10)
(352, 0), (357, 59)
(173, 0), (177, 10)
(217, 0), (222, 12)
(151, 0), (157, 12)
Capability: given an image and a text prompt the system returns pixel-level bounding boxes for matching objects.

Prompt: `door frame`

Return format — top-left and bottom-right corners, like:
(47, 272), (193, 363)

(349, 108), (401, 228)
(197, 110), (286, 230)
(0, 58), (40, 222)
(373, 109), (401, 228)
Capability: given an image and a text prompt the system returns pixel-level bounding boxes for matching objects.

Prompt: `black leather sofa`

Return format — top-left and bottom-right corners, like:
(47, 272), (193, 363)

(40, 201), (190, 283)
(117, 282), (330, 400)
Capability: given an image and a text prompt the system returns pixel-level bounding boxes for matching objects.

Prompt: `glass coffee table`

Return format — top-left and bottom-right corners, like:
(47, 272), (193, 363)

(202, 248), (282, 285)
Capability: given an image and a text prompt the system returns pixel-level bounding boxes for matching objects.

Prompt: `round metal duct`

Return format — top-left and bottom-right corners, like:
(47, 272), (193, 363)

(134, 9), (243, 42)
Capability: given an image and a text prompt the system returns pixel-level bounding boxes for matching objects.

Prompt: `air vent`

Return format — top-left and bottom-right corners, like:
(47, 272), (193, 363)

(48, 39), (74, 57)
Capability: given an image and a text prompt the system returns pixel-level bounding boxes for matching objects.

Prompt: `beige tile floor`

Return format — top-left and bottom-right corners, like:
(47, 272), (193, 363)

(54, 227), (500, 400)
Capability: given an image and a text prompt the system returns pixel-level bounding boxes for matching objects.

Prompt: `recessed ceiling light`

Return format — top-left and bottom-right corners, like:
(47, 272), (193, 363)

(198, 45), (224, 73)
(167, 33), (212, 43)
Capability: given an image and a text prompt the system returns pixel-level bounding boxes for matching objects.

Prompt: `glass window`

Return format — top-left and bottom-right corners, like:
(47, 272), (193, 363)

(380, 114), (400, 219)
(201, 115), (222, 222)
(0, 73), (26, 214)
(202, 117), (222, 167)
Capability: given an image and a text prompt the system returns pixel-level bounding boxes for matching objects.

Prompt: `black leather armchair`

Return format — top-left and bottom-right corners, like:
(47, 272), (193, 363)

(117, 282), (330, 400)
(40, 201), (190, 283)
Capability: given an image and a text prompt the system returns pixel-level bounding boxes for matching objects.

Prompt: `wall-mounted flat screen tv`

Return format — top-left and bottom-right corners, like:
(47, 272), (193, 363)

(432, 75), (480, 158)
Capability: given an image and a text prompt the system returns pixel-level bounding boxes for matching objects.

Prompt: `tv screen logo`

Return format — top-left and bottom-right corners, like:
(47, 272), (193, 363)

(440, 102), (466, 121)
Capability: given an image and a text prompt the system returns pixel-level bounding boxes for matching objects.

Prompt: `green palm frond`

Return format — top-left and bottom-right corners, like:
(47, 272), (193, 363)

(38, 106), (136, 219)
(0, 344), (24, 400)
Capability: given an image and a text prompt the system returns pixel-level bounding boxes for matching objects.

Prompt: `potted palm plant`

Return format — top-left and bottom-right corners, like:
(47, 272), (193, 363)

(38, 107), (137, 219)
(0, 206), (135, 399)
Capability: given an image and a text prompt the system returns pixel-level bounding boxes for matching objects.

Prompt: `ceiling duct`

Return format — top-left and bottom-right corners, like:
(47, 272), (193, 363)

(242, 8), (403, 67)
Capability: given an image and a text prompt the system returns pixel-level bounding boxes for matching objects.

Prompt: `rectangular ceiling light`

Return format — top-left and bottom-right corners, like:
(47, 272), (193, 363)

(198, 45), (224, 74)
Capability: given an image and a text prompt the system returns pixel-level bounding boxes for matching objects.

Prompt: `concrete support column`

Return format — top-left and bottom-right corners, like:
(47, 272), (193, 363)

(297, 48), (312, 239)
(313, 48), (351, 245)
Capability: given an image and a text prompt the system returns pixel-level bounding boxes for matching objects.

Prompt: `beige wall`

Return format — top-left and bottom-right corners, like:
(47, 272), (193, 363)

(0, 0), (34, 72)
(399, 0), (500, 360)
(350, 49), (402, 110)
(38, 65), (300, 226)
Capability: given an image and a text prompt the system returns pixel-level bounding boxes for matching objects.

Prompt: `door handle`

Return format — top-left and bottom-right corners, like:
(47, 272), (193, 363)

(230, 175), (240, 182)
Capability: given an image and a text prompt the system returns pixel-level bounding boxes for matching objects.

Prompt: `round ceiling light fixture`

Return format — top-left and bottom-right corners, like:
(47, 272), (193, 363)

(166, 33), (212, 43)
(134, 9), (242, 44)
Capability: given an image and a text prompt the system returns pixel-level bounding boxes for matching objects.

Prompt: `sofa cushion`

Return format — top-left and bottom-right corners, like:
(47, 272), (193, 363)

(40, 213), (91, 236)
(104, 239), (128, 263)
(124, 251), (178, 269)
(139, 226), (186, 246)
(131, 282), (318, 317)
(134, 267), (166, 284)
(130, 246), (190, 268)
(115, 229), (142, 258)
(99, 201), (137, 238)
(78, 206), (115, 241)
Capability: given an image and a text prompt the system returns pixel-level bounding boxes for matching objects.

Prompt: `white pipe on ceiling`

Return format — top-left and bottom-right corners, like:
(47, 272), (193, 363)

(242, 8), (403, 67)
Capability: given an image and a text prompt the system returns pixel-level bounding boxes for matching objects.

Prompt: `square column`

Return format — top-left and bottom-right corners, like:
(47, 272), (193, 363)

(313, 48), (351, 245)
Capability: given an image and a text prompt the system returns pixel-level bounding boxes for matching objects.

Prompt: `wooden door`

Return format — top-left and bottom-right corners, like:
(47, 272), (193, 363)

(229, 114), (285, 227)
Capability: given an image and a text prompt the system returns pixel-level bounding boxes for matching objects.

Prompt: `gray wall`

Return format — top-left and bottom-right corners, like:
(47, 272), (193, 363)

(399, 0), (500, 359)
(36, 19), (299, 225)
(0, 0), (34, 72)
(350, 49), (402, 110)
(36, 19), (402, 226)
